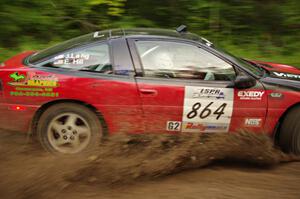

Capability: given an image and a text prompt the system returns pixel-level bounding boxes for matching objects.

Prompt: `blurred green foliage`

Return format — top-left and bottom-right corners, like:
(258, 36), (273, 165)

(0, 0), (299, 66)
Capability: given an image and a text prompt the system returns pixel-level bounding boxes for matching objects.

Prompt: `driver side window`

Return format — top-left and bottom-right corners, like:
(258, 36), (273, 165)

(135, 40), (236, 81)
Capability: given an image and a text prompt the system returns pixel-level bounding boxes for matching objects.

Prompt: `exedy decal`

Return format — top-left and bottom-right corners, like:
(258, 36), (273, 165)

(272, 72), (300, 80)
(237, 91), (264, 100)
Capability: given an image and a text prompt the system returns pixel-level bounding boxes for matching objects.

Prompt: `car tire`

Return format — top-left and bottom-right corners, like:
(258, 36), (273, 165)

(278, 106), (300, 155)
(36, 103), (103, 154)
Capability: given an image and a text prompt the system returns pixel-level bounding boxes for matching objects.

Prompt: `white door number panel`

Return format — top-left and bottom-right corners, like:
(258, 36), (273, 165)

(182, 86), (234, 133)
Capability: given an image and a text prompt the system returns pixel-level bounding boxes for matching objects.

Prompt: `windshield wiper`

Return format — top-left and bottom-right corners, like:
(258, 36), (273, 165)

(242, 59), (267, 77)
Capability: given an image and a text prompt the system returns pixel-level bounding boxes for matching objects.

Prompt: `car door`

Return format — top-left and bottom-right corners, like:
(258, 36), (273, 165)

(128, 38), (267, 133)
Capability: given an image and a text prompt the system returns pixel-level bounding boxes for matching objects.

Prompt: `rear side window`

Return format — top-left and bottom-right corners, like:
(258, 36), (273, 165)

(40, 43), (113, 74)
(28, 32), (109, 64)
(135, 40), (236, 81)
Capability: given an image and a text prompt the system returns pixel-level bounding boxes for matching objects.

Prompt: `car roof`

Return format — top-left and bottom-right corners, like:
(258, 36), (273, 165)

(28, 28), (213, 65)
(94, 28), (213, 45)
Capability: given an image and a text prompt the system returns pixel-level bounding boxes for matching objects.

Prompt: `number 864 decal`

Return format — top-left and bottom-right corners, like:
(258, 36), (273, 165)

(187, 102), (227, 120)
(182, 86), (234, 132)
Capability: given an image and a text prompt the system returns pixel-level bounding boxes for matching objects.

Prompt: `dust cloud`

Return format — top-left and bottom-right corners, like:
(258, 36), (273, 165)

(0, 130), (298, 199)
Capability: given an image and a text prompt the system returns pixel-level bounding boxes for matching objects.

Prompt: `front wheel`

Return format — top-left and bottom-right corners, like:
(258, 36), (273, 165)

(278, 106), (300, 155)
(36, 103), (102, 154)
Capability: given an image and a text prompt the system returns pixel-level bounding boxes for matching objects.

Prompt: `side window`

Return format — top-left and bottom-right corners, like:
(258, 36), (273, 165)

(42, 43), (113, 74)
(135, 41), (236, 81)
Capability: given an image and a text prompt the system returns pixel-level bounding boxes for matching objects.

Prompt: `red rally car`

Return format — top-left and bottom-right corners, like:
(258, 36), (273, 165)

(0, 27), (300, 154)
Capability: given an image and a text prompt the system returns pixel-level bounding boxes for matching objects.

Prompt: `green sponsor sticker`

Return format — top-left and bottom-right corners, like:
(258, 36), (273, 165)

(9, 72), (25, 82)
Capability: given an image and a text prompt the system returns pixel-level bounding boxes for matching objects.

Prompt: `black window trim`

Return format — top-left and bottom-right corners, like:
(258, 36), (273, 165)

(135, 75), (232, 87)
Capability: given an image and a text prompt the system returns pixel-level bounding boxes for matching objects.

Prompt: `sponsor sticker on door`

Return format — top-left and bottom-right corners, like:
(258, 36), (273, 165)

(182, 86), (234, 133)
(244, 118), (262, 127)
(238, 91), (264, 100)
(166, 121), (181, 131)
(181, 122), (228, 133)
(269, 92), (283, 99)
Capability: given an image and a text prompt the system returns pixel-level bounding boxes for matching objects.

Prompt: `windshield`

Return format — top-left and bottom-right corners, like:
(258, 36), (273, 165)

(28, 31), (110, 64)
(212, 46), (263, 77)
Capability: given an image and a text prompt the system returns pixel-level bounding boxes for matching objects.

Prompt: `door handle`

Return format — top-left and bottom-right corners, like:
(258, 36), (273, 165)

(139, 89), (158, 96)
(89, 83), (103, 88)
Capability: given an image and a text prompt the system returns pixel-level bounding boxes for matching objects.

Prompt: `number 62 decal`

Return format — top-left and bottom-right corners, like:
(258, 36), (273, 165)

(166, 121), (182, 131)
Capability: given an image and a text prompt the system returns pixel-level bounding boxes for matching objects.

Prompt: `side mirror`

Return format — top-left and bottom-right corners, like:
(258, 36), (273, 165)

(227, 75), (256, 89)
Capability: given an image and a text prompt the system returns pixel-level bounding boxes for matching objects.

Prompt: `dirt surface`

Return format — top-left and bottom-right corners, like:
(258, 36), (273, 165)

(0, 130), (299, 199)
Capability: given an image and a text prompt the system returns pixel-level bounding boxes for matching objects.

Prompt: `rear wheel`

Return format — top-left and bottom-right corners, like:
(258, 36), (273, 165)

(278, 106), (300, 155)
(36, 103), (102, 154)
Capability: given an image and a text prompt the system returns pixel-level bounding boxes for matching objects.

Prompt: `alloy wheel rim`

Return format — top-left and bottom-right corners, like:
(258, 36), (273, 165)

(47, 112), (91, 154)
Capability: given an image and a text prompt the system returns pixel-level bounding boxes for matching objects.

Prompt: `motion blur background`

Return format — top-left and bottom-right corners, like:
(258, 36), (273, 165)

(0, 0), (299, 66)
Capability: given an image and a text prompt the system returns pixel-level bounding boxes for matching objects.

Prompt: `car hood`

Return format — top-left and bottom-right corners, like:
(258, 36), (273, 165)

(249, 60), (300, 81)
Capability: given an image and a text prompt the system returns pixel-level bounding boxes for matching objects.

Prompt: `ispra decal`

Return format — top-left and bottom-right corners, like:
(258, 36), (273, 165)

(8, 72), (59, 97)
